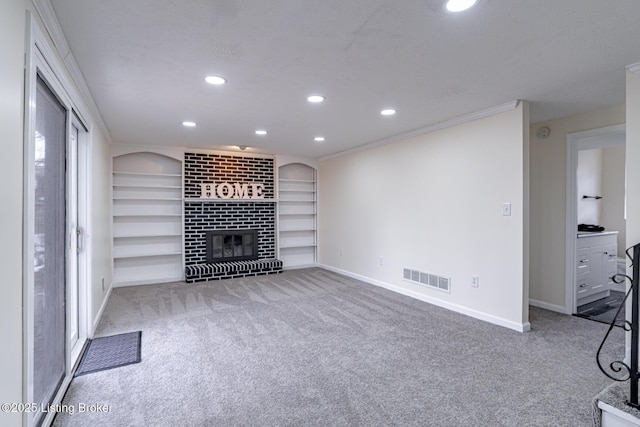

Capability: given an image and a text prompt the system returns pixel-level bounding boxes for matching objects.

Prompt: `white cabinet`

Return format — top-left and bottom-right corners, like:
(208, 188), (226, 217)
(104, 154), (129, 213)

(112, 152), (183, 286)
(278, 163), (317, 268)
(576, 231), (618, 306)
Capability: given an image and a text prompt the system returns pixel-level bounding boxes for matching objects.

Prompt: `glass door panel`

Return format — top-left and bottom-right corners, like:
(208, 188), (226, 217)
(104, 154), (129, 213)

(33, 75), (66, 425)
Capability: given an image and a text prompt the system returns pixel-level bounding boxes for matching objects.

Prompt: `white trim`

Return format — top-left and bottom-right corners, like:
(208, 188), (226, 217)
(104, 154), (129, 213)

(92, 285), (113, 335)
(319, 264), (531, 333)
(565, 124), (626, 315)
(319, 100), (521, 161)
(529, 298), (566, 314)
(283, 263), (319, 271)
(22, 14), (37, 426)
(627, 62), (640, 74)
(32, 0), (111, 142)
(598, 401), (640, 426)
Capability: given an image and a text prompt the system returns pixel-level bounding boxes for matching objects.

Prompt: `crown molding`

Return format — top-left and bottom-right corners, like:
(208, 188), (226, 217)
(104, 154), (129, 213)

(627, 62), (640, 74)
(320, 100), (521, 161)
(32, 0), (112, 142)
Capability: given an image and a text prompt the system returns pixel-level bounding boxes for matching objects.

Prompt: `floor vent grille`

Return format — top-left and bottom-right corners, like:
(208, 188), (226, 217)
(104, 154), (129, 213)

(403, 268), (450, 293)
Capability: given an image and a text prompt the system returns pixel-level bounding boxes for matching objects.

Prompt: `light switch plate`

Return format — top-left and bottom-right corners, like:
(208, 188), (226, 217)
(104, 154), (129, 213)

(502, 202), (511, 216)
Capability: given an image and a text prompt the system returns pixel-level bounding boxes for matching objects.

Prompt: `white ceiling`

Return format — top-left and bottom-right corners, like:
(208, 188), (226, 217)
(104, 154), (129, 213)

(49, 0), (640, 159)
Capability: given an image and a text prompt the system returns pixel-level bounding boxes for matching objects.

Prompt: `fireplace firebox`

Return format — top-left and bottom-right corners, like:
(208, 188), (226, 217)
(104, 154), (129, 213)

(205, 229), (258, 263)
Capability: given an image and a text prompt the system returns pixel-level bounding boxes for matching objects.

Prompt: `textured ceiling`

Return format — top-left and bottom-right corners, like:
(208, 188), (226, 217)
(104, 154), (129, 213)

(49, 0), (640, 158)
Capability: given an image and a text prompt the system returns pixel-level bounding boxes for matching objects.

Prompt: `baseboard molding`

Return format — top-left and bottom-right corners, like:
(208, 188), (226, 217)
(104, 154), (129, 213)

(283, 263), (319, 271)
(319, 264), (531, 333)
(91, 284), (113, 338)
(529, 298), (568, 314)
(599, 401), (640, 426)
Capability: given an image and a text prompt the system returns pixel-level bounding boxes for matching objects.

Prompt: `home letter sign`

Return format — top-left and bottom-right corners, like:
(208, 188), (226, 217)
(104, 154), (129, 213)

(200, 183), (265, 199)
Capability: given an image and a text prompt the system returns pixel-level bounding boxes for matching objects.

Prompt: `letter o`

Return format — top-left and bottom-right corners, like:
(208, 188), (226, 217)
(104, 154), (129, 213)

(216, 183), (234, 199)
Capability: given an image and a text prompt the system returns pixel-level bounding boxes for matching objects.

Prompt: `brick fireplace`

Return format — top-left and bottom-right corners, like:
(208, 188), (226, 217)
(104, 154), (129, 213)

(183, 152), (282, 282)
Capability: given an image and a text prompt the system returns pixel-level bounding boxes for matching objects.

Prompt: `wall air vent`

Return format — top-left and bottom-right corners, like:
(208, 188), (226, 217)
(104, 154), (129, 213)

(403, 268), (450, 293)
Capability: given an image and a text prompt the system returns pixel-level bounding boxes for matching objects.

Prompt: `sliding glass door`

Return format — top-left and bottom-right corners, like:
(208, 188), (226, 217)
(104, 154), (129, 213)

(33, 75), (67, 425)
(25, 17), (90, 427)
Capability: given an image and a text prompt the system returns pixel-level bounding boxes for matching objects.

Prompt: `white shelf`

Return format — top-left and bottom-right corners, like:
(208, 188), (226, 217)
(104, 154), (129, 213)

(113, 251), (182, 259)
(113, 196), (182, 201)
(114, 232), (182, 238)
(114, 184), (182, 189)
(114, 213), (182, 217)
(114, 171), (181, 177)
(280, 243), (317, 249)
(112, 152), (184, 286)
(183, 198), (277, 203)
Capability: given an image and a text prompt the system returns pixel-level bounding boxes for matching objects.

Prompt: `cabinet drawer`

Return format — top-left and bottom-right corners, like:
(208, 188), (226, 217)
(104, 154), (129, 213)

(576, 274), (590, 297)
(576, 248), (590, 274)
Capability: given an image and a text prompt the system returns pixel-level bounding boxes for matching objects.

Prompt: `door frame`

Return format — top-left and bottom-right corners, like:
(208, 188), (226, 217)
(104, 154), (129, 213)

(565, 124), (626, 314)
(23, 13), (92, 427)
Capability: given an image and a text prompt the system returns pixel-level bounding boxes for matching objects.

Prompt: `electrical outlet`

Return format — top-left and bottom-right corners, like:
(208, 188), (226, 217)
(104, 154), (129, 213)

(340, 248), (344, 256)
(471, 275), (479, 288)
(379, 256), (383, 266)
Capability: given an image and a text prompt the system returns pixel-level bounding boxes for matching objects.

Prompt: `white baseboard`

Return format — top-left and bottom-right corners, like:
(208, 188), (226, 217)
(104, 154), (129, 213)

(283, 263), (319, 271)
(91, 284), (112, 338)
(319, 264), (531, 333)
(599, 401), (640, 427)
(529, 298), (568, 314)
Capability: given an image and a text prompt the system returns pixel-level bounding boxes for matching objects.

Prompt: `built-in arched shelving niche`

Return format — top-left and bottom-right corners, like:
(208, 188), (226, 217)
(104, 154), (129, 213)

(278, 162), (317, 268)
(112, 152), (184, 286)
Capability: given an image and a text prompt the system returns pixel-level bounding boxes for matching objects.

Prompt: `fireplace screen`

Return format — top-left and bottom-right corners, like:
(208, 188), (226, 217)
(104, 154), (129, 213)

(206, 229), (258, 263)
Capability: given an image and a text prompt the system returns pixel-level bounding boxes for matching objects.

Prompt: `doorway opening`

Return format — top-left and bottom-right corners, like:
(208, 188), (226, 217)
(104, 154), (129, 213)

(565, 125), (626, 319)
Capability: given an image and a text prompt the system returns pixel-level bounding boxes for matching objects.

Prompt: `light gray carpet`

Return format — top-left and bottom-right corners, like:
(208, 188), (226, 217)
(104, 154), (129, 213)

(53, 268), (624, 426)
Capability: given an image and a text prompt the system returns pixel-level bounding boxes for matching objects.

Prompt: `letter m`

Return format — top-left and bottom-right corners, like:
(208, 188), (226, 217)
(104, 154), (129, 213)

(233, 183), (249, 199)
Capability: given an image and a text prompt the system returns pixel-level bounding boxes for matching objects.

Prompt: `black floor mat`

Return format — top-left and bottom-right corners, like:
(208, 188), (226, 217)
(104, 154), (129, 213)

(576, 292), (625, 327)
(75, 331), (142, 377)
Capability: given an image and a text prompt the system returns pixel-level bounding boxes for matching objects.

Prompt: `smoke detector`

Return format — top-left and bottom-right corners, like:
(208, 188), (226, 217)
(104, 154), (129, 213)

(536, 126), (551, 139)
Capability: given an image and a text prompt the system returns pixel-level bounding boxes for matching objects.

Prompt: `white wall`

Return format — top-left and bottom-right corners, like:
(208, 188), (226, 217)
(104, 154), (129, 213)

(576, 148), (603, 225)
(628, 69), (640, 254)
(601, 145), (626, 255)
(90, 129), (113, 330)
(0, 1), (31, 425)
(318, 102), (529, 331)
(529, 105), (625, 309)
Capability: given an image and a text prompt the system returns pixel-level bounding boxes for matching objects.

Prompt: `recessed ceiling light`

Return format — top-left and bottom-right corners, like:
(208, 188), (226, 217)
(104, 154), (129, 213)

(182, 121), (197, 127)
(445, 0), (477, 12)
(380, 109), (396, 116)
(314, 136), (325, 142)
(255, 130), (267, 135)
(205, 75), (227, 85)
(307, 95), (325, 103)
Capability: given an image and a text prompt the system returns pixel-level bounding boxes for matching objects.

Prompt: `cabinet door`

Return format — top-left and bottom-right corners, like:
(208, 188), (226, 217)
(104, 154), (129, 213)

(588, 246), (606, 295)
(603, 244), (618, 289)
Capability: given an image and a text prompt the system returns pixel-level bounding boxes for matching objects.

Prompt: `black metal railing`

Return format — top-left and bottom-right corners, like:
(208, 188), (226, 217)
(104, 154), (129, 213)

(596, 242), (640, 408)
